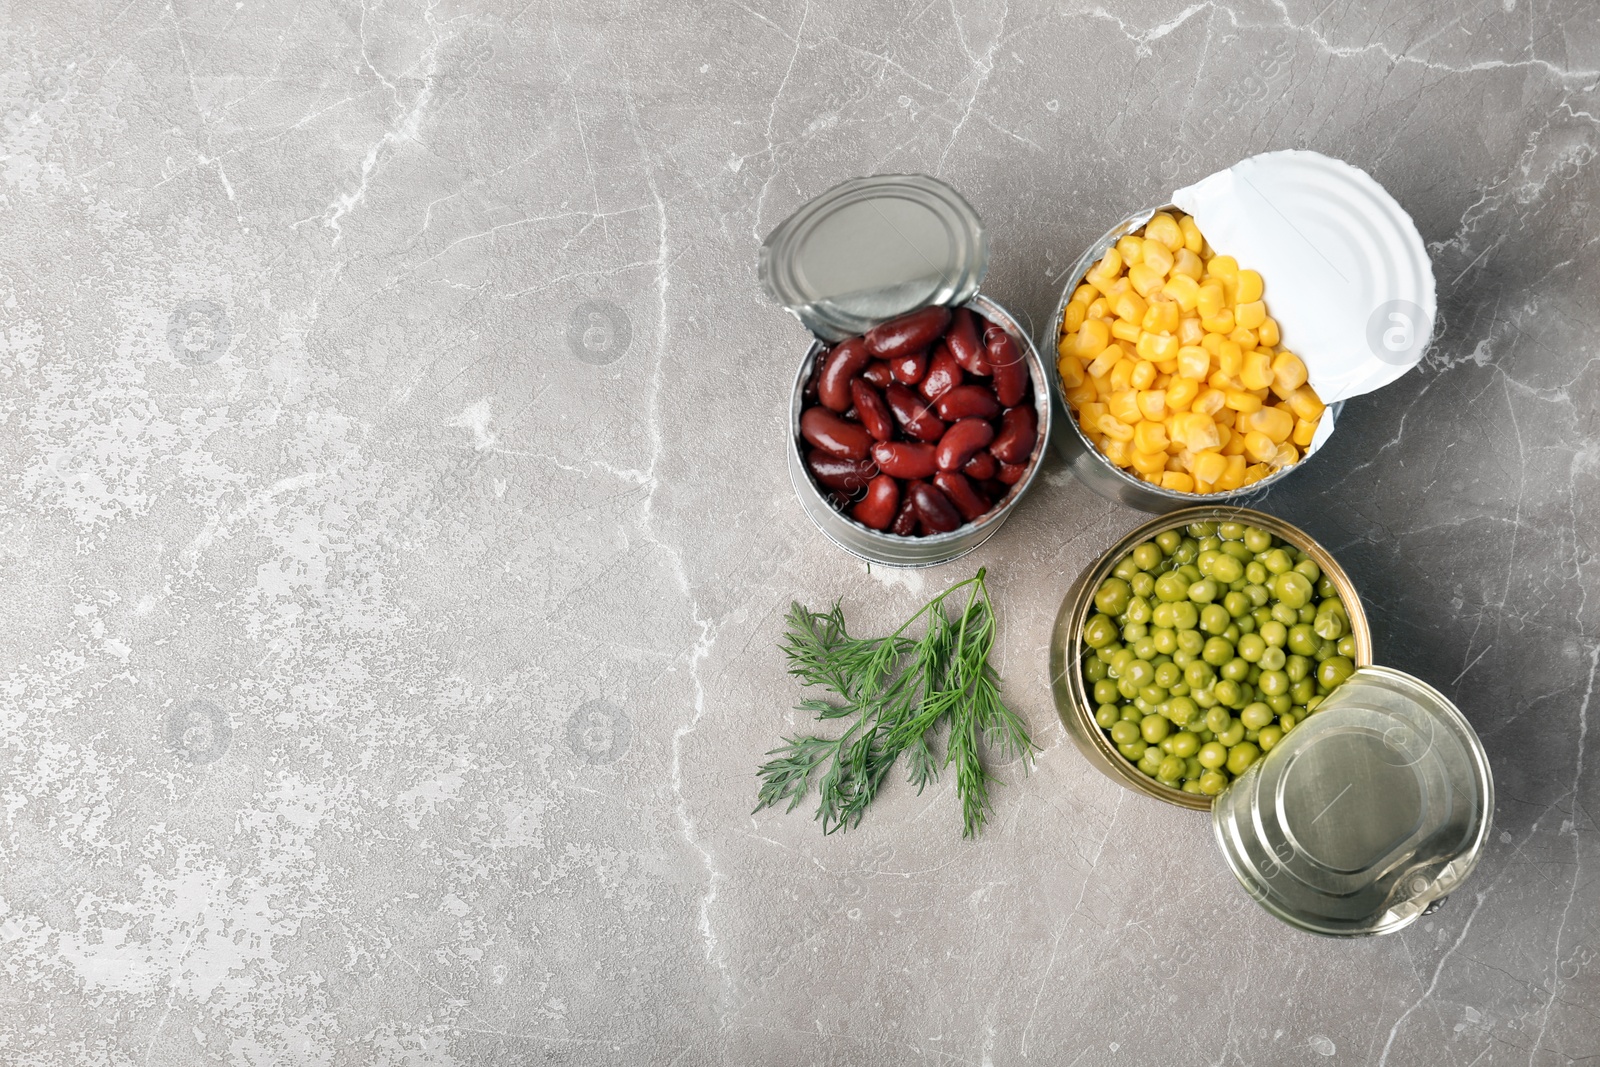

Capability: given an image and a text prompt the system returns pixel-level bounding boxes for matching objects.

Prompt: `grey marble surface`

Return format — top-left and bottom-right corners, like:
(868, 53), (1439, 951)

(2, 0), (1597, 1064)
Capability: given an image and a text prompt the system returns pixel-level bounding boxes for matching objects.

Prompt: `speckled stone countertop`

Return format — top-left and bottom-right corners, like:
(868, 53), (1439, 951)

(2, 1), (1597, 1064)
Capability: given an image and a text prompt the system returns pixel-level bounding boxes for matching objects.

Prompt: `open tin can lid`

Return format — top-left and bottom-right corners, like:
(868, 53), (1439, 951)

(1212, 665), (1494, 937)
(758, 174), (989, 342)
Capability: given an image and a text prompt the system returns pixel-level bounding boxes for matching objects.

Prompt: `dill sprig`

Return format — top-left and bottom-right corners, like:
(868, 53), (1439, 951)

(754, 568), (1034, 838)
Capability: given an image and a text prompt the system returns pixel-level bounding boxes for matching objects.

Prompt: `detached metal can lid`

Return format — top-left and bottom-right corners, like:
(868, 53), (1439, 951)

(1212, 666), (1494, 937)
(758, 174), (989, 342)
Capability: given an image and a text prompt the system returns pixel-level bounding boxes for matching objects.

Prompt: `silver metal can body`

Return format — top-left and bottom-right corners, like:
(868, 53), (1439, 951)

(787, 294), (1052, 568)
(1046, 204), (1341, 514)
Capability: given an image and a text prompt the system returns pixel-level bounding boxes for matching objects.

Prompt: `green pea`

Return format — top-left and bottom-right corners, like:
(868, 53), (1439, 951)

(1294, 605), (1314, 624)
(1189, 578), (1220, 604)
(1170, 602), (1200, 630)
(1221, 657), (1251, 682)
(1132, 542), (1164, 571)
(1185, 755), (1204, 778)
(1258, 645), (1286, 671)
(1202, 706), (1230, 734)
(1083, 614), (1117, 648)
(1153, 660), (1182, 688)
(1294, 558), (1321, 584)
(1095, 704), (1120, 728)
(1223, 590), (1252, 618)
(1097, 645), (1121, 664)
(1141, 714), (1171, 743)
(1200, 604), (1231, 635)
(1198, 741), (1228, 769)
(1131, 572), (1155, 599)
(1140, 685), (1169, 707)
(1285, 654), (1310, 682)
(1175, 627), (1204, 655)
(1095, 577), (1131, 615)
(1151, 628), (1178, 656)
(1305, 695), (1324, 713)
(1244, 561), (1268, 586)
(1112, 557), (1139, 581)
(1199, 770), (1229, 795)
(1185, 661), (1216, 689)
(1318, 655), (1355, 689)
(1214, 680), (1243, 709)
(1192, 687), (1218, 709)
(1172, 538), (1199, 565)
(1202, 636), (1234, 666)
(1187, 521), (1217, 539)
(1258, 725), (1283, 751)
(1217, 719), (1246, 746)
(1239, 702), (1274, 730)
(1337, 635), (1357, 659)
(1314, 640), (1336, 663)
(1126, 597), (1153, 625)
(1155, 529), (1182, 555)
(1157, 755), (1186, 782)
(1274, 571), (1313, 609)
(1166, 697), (1196, 725)
(1271, 602), (1299, 626)
(1122, 622), (1148, 642)
(1182, 778), (1205, 794)
(1291, 676), (1316, 704)
(1218, 521), (1245, 541)
(1286, 624), (1320, 656)
(1085, 658), (1110, 684)
(1222, 624), (1242, 645)
(1092, 678), (1119, 705)
(1121, 704), (1143, 722)
(1155, 572), (1190, 603)
(1256, 620), (1284, 649)
(1129, 659), (1159, 686)
(1151, 602), (1175, 629)
(1237, 633), (1266, 662)
(1196, 550), (1221, 577)
(1169, 731), (1201, 758)
(1262, 548), (1292, 574)
(1139, 749), (1162, 775)
(1226, 742), (1261, 775)
(1243, 527), (1273, 553)
(1258, 669), (1289, 697)
(1110, 720), (1140, 745)
(1220, 541), (1254, 563)
(1133, 635), (1157, 660)
(1279, 712), (1297, 732)
(1176, 564), (1202, 585)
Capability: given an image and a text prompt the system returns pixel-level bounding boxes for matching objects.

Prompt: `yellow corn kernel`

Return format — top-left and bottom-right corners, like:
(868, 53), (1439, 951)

(1200, 310), (1236, 334)
(1172, 247), (1204, 281)
(1130, 360), (1158, 390)
(1245, 405), (1294, 443)
(1143, 470), (1168, 485)
(1183, 413), (1221, 451)
(1208, 254), (1239, 280)
(1176, 346), (1210, 380)
(1134, 419), (1169, 454)
(1271, 351), (1308, 394)
(1141, 300), (1180, 334)
(1271, 442), (1300, 469)
(1086, 297), (1110, 320)
(1087, 344), (1121, 379)
(1136, 332), (1179, 362)
(1058, 353), (1086, 389)
(1108, 389), (1142, 424)
(1079, 400), (1107, 424)
(1196, 281), (1226, 319)
(1063, 301), (1087, 332)
(1287, 385), (1325, 423)
(1178, 215), (1204, 254)
(1217, 340), (1244, 378)
(1092, 372), (1115, 398)
(1110, 318), (1142, 343)
(1155, 359), (1178, 376)
(1128, 263), (1165, 298)
(1117, 339), (1139, 359)
(1098, 413), (1135, 442)
(1193, 387), (1227, 416)
(1106, 275), (1131, 298)
(1293, 416), (1318, 448)
(1225, 389), (1263, 413)
(1192, 449), (1227, 486)
(1066, 381), (1098, 408)
(1074, 318), (1110, 357)
(1178, 315), (1205, 345)
(1058, 334), (1076, 360)
(1113, 290), (1148, 323)
(1073, 283), (1096, 304)
(1090, 245), (1122, 279)
(1166, 377), (1201, 412)
(1228, 326), (1259, 350)
(1222, 431), (1247, 457)
(1244, 430), (1277, 462)
(1141, 241), (1175, 276)
(1240, 349), (1275, 390)
(1235, 300), (1267, 330)
(1110, 357), (1137, 392)
(1145, 213), (1184, 251)
(1137, 389), (1167, 421)
(1208, 369), (1242, 392)
(1213, 406), (1236, 429)
(1235, 269), (1264, 303)
(1217, 454), (1248, 490)
(1161, 470), (1196, 493)
(1258, 317), (1281, 348)
(1162, 273), (1201, 312)
(1200, 331), (1226, 356)
(1131, 445), (1168, 474)
(1100, 436), (1132, 466)
(1115, 235), (1144, 265)
(1242, 462), (1272, 486)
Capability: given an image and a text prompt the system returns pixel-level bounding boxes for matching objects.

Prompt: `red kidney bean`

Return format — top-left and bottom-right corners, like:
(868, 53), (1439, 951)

(866, 305), (951, 358)
(946, 307), (989, 375)
(871, 440), (938, 479)
(807, 450), (877, 493)
(979, 477), (1008, 502)
(996, 459), (1027, 484)
(933, 471), (989, 522)
(850, 379), (895, 442)
(803, 358), (821, 401)
(884, 383), (945, 442)
(818, 337), (872, 412)
(889, 496), (918, 536)
(861, 360), (894, 388)
(889, 350), (927, 385)
(983, 325), (1030, 408)
(919, 343), (964, 401)
(963, 449), (997, 481)
(991, 405), (1038, 463)
(852, 474), (900, 530)
(935, 417), (996, 472)
(909, 481), (961, 533)
(935, 383), (1001, 421)
(801, 407), (871, 460)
